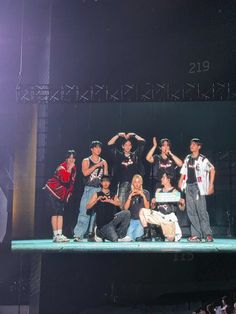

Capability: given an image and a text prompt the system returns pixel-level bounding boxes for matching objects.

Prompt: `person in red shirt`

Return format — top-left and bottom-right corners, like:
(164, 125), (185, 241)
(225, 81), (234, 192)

(44, 150), (76, 242)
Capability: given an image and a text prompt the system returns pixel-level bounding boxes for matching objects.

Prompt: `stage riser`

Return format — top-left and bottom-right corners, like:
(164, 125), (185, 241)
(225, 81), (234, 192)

(30, 253), (236, 314)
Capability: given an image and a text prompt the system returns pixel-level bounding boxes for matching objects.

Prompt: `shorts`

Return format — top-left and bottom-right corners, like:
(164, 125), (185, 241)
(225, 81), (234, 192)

(45, 191), (64, 216)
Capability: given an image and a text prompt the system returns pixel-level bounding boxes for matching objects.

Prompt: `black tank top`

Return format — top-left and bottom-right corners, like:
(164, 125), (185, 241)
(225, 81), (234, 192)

(84, 157), (104, 187)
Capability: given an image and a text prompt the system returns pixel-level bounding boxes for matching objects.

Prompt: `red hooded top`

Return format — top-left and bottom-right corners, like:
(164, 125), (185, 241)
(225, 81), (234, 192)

(44, 161), (76, 202)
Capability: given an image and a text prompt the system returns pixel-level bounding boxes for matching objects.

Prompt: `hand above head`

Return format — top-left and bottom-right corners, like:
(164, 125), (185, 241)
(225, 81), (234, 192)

(118, 132), (126, 138)
(153, 137), (158, 148)
(126, 132), (136, 138)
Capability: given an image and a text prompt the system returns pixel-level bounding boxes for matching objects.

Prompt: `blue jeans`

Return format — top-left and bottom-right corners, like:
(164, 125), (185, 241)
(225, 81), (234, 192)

(127, 219), (144, 241)
(74, 186), (100, 238)
(99, 210), (131, 242)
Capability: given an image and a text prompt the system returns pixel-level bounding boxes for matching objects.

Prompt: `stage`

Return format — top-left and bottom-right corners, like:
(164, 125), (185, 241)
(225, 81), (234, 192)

(11, 238), (236, 253)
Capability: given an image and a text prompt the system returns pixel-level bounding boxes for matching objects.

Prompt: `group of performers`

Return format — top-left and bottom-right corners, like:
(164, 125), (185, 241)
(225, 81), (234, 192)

(43, 132), (215, 244)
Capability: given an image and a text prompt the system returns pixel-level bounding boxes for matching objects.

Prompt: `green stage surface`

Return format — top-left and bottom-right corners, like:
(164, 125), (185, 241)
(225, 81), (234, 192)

(12, 238), (236, 253)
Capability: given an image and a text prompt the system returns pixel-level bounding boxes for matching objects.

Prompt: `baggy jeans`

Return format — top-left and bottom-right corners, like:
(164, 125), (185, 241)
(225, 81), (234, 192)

(118, 181), (131, 209)
(99, 210), (131, 242)
(74, 186), (100, 238)
(186, 183), (212, 239)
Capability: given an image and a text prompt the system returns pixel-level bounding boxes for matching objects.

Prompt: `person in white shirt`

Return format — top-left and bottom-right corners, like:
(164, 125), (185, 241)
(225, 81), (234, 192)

(178, 138), (215, 242)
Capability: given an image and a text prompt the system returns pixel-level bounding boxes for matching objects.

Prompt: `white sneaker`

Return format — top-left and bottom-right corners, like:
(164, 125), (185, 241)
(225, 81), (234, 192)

(54, 234), (70, 243)
(53, 235), (58, 242)
(94, 226), (103, 242)
(118, 235), (132, 242)
(175, 233), (182, 242)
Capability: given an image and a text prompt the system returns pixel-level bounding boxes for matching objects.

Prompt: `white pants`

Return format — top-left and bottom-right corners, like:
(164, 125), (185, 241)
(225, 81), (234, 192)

(142, 208), (182, 241)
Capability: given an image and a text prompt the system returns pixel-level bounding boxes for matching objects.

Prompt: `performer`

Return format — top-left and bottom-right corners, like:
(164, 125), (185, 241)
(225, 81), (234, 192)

(178, 138), (215, 242)
(146, 137), (183, 189)
(108, 132), (145, 209)
(73, 141), (108, 241)
(86, 175), (131, 242)
(137, 173), (184, 242)
(44, 150), (76, 242)
(124, 174), (150, 241)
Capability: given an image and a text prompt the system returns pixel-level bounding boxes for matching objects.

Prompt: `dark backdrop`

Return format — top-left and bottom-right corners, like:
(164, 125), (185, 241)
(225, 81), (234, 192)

(50, 0), (236, 85)
(36, 100), (236, 238)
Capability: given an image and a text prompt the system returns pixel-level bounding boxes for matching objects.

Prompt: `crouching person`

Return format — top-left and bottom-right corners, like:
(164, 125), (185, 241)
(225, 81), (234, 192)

(86, 175), (131, 242)
(136, 173), (184, 242)
(124, 174), (150, 241)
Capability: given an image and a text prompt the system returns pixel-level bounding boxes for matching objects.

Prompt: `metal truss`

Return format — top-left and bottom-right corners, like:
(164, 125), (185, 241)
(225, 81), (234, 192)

(16, 81), (236, 104)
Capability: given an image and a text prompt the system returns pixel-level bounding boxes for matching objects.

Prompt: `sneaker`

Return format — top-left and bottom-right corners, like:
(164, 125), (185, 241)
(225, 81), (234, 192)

(53, 235), (69, 243)
(60, 234), (70, 242)
(87, 232), (95, 242)
(205, 235), (214, 242)
(118, 235), (132, 242)
(53, 235), (59, 242)
(187, 236), (201, 243)
(94, 227), (103, 242)
(73, 236), (81, 242)
(175, 234), (182, 242)
(154, 236), (164, 242)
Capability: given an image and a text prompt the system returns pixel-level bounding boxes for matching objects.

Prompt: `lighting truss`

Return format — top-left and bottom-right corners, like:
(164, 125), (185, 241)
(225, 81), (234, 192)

(16, 81), (236, 104)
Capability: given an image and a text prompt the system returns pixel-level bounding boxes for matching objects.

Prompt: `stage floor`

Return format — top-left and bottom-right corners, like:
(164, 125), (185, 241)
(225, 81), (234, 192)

(11, 238), (236, 253)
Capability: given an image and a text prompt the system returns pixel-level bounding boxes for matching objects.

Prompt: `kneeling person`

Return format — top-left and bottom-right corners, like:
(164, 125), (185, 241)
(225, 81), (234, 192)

(137, 173), (184, 242)
(86, 175), (131, 242)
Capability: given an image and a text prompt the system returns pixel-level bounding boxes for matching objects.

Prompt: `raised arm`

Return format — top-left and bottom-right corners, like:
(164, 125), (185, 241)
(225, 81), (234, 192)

(126, 132), (145, 142)
(103, 160), (108, 175)
(146, 137), (157, 163)
(107, 132), (126, 146)
(168, 151), (183, 167)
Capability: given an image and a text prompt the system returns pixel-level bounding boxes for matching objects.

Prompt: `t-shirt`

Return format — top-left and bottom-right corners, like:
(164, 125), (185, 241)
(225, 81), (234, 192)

(126, 189), (150, 220)
(83, 157), (104, 187)
(110, 141), (145, 183)
(156, 188), (178, 215)
(152, 154), (176, 185)
(186, 156), (197, 184)
(90, 191), (117, 229)
(180, 153), (214, 195)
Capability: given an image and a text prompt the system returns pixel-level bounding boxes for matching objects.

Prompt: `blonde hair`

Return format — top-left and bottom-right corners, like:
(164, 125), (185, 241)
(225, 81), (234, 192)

(131, 174), (143, 192)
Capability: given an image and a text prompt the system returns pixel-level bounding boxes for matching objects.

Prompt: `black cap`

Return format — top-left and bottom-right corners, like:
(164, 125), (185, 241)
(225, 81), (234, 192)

(89, 141), (102, 149)
(101, 174), (111, 182)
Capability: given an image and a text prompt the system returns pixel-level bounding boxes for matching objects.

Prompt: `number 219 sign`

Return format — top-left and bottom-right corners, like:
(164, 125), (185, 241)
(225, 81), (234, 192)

(189, 60), (210, 74)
